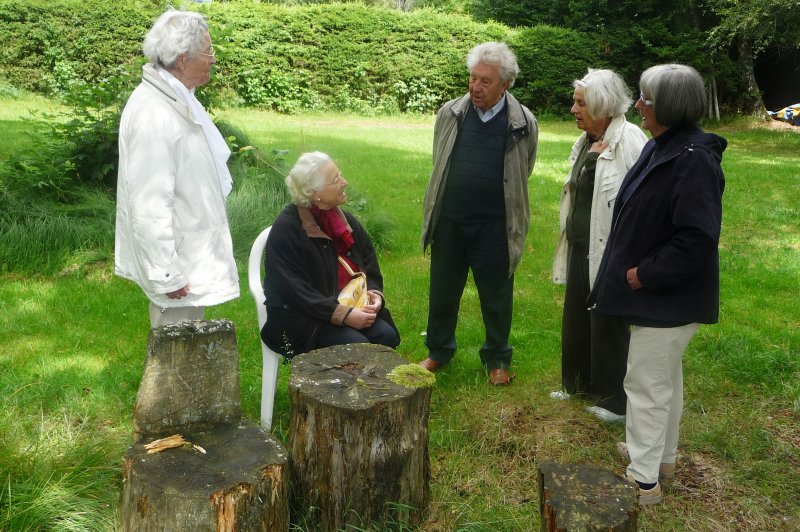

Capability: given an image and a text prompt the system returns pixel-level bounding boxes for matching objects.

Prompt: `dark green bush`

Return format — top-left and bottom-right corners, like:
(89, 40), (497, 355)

(0, 0), (156, 94)
(510, 25), (602, 114)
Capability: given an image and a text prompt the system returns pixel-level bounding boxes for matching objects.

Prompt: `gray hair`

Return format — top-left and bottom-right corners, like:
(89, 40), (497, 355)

(573, 69), (633, 119)
(142, 10), (209, 68)
(285, 151), (333, 207)
(466, 42), (520, 87)
(640, 64), (707, 127)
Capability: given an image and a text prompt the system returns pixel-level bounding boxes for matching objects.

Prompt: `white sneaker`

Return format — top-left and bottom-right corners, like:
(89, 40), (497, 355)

(549, 390), (571, 400)
(585, 405), (625, 423)
(625, 474), (663, 505)
(616, 442), (676, 479)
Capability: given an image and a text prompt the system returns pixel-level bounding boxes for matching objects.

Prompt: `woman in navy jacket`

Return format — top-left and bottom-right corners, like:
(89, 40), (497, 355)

(261, 152), (399, 357)
(590, 64), (726, 505)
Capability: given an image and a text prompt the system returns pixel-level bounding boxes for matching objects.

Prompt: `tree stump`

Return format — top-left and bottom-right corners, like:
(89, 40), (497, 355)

(288, 343), (431, 531)
(539, 461), (639, 531)
(119, 320), (289, 531)
(133, 320), (241, 438)
(120, 423), (289, 531)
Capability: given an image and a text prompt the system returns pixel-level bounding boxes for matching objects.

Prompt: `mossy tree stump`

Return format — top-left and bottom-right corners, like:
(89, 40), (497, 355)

(538, 461), (639, 531)
(119, 320), (289, 531)
(288, 344), (431, 530)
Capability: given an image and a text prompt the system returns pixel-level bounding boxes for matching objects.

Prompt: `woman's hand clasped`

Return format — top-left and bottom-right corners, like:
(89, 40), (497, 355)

(344, 308), (377, 330)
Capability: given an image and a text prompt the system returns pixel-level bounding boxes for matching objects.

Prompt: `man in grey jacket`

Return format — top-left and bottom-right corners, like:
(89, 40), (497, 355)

(419, 42), (538, 385)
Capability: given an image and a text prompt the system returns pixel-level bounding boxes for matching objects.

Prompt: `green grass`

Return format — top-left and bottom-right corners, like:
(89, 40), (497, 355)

(1, 100), (799, 530)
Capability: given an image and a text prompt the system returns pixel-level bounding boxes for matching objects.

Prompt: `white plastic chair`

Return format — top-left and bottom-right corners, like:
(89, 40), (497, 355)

(247, 226), (281, 429)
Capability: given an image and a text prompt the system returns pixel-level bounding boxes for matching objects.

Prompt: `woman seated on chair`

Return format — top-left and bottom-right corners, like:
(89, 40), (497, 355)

(261, 151), (400, 357)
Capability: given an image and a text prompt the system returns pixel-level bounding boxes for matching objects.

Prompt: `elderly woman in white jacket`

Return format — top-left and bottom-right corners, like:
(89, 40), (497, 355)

(551, 69), (647, 422)
(115, 10), (239, 328)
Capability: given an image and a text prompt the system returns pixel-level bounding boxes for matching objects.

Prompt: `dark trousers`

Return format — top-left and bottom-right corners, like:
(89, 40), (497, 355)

(561, 241), (629, 414)
(316, 317), (399, 350)
(426, 218), (514, 370)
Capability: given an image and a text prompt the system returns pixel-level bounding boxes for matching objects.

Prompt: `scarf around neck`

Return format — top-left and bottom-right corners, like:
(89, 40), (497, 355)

(310, 205), (355, 255)
(157, 66), (233, 198)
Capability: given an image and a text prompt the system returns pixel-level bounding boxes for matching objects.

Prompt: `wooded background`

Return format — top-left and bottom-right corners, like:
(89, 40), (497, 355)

(1, 0), (798, 117)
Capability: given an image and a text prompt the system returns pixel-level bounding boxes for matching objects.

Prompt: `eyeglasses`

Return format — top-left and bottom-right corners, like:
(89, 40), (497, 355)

(198, 46), (216, 58)
(639, 93), (654, 106)
(324, 173), (344, 187)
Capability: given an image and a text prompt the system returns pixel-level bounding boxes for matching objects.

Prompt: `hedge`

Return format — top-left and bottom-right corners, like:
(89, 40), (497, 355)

(0, 0), (607, 114)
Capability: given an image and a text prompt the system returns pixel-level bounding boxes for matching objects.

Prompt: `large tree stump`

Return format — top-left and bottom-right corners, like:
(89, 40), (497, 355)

(119, 320), (289, 531)
(539, 461), (639, 531)
(120, 423), (288, 531)
(288, 343), (431, 530)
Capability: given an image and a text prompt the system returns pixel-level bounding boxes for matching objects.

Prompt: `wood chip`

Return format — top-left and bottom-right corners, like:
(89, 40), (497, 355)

(144, 434), (189, 454)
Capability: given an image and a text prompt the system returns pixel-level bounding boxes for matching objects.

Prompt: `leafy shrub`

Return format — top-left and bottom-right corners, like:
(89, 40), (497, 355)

(238, 68), (322, 113)
(0, 64), (138, 200)
(510, 25), (602, 114)
(0, 0), (155, 93)
(391, 78), (440, 114)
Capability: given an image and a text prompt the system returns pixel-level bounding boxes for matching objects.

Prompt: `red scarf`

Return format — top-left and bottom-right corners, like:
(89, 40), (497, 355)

(310, 205), (359, 289)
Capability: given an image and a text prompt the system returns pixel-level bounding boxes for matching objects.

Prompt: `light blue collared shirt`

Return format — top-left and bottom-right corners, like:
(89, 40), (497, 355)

(474, 94), (507, 122)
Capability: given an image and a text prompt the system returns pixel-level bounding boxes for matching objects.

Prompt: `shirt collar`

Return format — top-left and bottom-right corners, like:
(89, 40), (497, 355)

(474, 93), (507, 122)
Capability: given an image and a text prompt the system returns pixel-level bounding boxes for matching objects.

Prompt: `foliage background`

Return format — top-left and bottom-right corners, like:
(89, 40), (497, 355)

(0, 0), (753, 117)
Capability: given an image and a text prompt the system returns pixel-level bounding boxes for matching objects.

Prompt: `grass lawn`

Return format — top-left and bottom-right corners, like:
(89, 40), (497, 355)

(1, 97), (798, 530)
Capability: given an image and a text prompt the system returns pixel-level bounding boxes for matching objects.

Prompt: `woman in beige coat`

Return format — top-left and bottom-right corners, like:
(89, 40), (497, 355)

(551, 69), (646, 421)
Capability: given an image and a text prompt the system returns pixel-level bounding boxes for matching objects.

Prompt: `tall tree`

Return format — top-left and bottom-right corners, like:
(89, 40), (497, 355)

(703, 0), (800, 117)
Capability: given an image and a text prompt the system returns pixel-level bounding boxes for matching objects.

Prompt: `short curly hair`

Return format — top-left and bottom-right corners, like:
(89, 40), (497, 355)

(142, 10), (209, 69)
(285, 152), (333, 208)
(466, 42), (520, 87)
(573, 69), (633, 119)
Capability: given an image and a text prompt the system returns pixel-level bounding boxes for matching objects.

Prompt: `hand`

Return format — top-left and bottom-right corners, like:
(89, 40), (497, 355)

(361, 291), (383, 314)
(167, 285), (190, 299)
(626, 267), (642, 290)
(343, 308), (377, 330)
(590, 140), (609, 154)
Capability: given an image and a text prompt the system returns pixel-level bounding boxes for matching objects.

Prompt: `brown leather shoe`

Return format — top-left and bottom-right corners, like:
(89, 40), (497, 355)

(418, 357), (442, 372)
(489, 368), (516, 386)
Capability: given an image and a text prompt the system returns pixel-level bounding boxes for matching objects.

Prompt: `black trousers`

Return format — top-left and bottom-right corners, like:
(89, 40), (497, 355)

(315, 317), (399, 350)
(561, 241), (629, 414)
(426, 218), (514, 370)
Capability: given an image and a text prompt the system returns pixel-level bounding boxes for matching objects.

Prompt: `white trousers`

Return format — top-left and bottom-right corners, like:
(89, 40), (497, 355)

(624, 323), (699, 484)
(148, 302), (204, 328)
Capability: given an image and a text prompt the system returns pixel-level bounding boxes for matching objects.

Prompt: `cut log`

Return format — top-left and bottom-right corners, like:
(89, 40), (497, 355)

(133, 320), (241, 438)
(539, 461), (639, 531)
(119, 319), (289, 531)
(288, 344), (431, 530)
(119, 423), (289, 531)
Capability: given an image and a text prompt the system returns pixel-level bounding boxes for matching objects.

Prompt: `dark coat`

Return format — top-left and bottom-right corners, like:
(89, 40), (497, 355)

(261, 204), (398, 356)
(590, 125), (726, 325)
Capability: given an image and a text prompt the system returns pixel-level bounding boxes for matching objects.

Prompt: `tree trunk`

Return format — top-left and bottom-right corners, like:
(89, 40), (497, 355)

(288, 344), (431, 531)
(120, 423), (289, 531)
(133, 320), (242, 439)
(539, 461), (639, 531)
(119, 320), (289, 531)
(738, 36), (769, 120)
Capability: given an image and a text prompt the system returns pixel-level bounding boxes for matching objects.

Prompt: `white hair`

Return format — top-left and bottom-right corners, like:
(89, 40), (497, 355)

(285, 152), (333, 207)
(573, 69), (633, 119)
(466, 42), (520, 87)
(142, 10), (209, 68)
